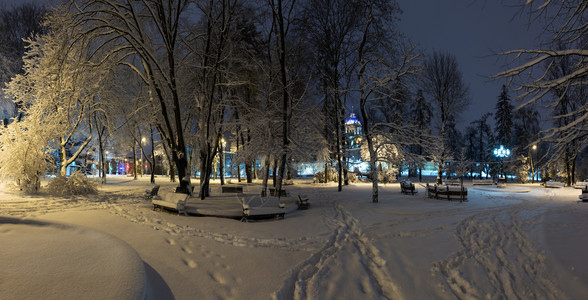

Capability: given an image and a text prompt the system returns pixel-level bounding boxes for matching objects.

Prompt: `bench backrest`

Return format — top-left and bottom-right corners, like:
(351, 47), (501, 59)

(222, 186), (244, 193)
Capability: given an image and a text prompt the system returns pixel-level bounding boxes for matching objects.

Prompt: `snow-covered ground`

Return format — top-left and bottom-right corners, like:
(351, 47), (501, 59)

(1, 176), (587, 299)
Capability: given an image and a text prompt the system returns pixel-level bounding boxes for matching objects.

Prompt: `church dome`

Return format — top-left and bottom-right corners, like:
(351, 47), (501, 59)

(345, 113), (361, 125)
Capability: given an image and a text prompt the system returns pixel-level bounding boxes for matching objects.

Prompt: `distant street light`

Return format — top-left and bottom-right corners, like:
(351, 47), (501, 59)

(221, 138), (226, 180)
(140, 137), (147, 176)
(529, 145), (539, 183)
(493, 145), (510, 187)
(105, 151), (110, 175)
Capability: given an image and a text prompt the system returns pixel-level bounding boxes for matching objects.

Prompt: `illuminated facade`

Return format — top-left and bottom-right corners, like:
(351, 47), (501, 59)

(344, 113), (367, 172)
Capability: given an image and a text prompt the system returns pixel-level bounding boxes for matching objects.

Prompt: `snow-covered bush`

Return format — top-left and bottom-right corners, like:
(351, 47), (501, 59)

(510, 155), (530, 183)
(313, 167), (337, 183)
(0, 121), (52, 194)
(378, 169), (397, 183)
(45, 172), (98, 195)
(347, 172), (359, 183)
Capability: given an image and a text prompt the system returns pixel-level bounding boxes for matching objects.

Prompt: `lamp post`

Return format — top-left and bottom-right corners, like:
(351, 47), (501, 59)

(140, 137), (146, 176)
(493, 145), (510, 188)
(105, 151), (110, 175)
(532, 144), (537, 183)
(220, 138), (226, 185)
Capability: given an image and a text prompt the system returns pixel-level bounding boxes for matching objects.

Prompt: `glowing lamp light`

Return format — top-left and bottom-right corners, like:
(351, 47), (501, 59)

(493, 145), (511, 158)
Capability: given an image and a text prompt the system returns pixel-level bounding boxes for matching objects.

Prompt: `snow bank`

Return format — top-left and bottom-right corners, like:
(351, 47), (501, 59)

(0, 217), (146, 299)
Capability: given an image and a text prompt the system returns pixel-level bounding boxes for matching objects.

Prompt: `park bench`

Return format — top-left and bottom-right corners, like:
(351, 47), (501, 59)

(297, 195), (310, 210)
(473, 179), (494, 185)
(579, 186), (588, 203)
(544, 181), (564, 188)
(222, 185), (244, 194)
(427, 183), (468, 202)
(574, 181), (588, 189)
(240, 195), (286, 222)
(152, 191), (189, 215)
(445, 179), (461, 186)
(400, 180), (416, 195)
(144, 185), (160, 200)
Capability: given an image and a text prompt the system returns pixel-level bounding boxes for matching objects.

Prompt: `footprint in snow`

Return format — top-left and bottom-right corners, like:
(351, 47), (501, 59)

(166, 238), (176, 245)
(182, 246), (193, 254)
(210, 272), (227, 285)
(182, 258), (197, 268)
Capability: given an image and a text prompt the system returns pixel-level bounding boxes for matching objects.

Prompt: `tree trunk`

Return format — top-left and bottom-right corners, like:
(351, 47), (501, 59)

(357, 5), (377, 203)
(437, 161), (444, 185)
(262, 154), (271, 196)
(240, 129), (253, 183)
(149, 126), (155, 184)
(199, 146), (212, 199)
(96, 122), (106, 184)
(272, 0), (291, 198)
(219, 137), (225, 186)
(236, 130), (241, 183)
(335, 97), (343, 192)
(272, 159), (278, 187)
(133, 144), (137, 180)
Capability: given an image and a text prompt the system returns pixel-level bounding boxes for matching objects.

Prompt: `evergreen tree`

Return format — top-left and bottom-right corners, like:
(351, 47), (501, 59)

(494, 85), (513, 147)
(470, 113), (494, 179)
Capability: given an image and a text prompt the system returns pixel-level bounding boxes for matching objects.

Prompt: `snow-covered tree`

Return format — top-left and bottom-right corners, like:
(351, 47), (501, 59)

(494, 85), (514, 147)
(421, 51), (470, 184)
(0, 118), (52, 193)
(356, 0), (421, 203)
(72, 0), (193, 192)
(509, 155), (531, 183)
(5, 12), (107, 176)
(496, 1), (588, 182)
(299, 0), (358, 191)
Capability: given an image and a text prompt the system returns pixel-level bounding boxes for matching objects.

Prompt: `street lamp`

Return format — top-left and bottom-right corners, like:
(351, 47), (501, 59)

(140, 137), (146, 176)
(493, 145), (510, 188)
(221, 138), (226, 180)
(105, 151), (110, 175)
(532, 144), (537, 183)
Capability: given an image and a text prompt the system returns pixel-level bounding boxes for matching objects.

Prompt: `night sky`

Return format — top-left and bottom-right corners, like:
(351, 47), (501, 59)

(5, 0), (544, 128)
(399, 0), (543, 128)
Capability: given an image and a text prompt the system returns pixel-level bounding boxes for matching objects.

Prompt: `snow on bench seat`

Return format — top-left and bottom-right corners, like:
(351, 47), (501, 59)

(574, 181), (588, 189)
(297, 195), (310, 209)
(579, 186), (588, 202)
(473, 179), (493, 185)
(400, 181), (416, 195)
(152, 192), (189, 215)
(222, 185), (244, 193)
(544, 181), (564, 188)
(445, 179), (461, 186)
(426, 183), (467, 202)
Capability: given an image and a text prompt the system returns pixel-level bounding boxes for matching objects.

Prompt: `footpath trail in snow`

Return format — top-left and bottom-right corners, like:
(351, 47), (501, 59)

(433, 198), (562, 299)
(1, 177), (587, 299)
(275, 196), (402, 299)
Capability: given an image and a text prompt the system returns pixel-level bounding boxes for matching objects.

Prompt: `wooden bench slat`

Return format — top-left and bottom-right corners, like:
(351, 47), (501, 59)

(222, 186), (244, 193)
